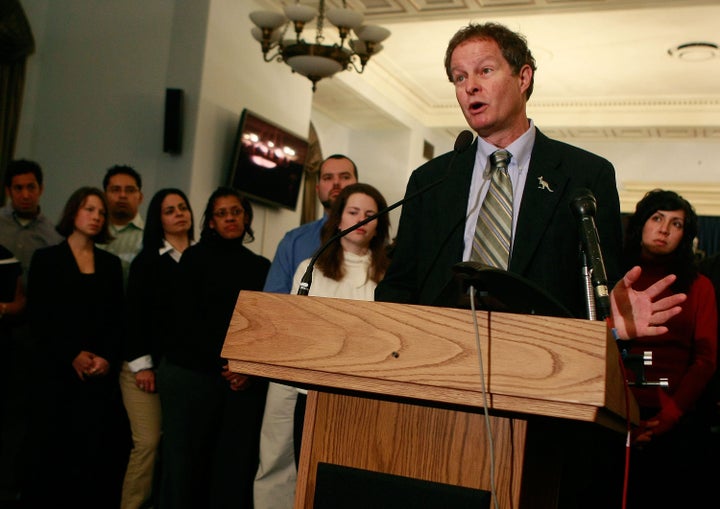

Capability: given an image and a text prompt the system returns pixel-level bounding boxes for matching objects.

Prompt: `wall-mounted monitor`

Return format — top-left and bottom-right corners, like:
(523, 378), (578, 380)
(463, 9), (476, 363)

(227, 109), (308, 210)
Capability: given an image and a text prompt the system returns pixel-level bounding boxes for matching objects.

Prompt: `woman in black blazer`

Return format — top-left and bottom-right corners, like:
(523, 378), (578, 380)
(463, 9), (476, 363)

(120, 188), (194, 509)
(23, 187), (129, 509)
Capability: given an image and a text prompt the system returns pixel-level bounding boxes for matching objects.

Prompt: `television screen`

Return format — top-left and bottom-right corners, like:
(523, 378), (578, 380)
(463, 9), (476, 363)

(227, 109), (308, 210)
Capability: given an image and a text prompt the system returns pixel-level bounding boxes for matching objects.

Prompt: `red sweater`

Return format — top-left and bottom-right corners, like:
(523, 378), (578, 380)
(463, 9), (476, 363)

(629, 263), (717, 414)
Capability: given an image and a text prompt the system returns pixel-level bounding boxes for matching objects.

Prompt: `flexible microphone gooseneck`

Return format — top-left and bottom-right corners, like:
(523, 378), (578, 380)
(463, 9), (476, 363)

(569, 188), (611, 321)
(297, 130), (475, 296)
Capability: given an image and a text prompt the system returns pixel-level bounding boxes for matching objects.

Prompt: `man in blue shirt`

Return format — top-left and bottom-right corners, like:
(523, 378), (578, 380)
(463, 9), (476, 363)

(262, 154), (358, 294)
(255, 154), (358, 509)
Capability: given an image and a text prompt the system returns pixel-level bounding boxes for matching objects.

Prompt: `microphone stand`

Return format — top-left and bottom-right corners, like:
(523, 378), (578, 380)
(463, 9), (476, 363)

(580, 250), (597, 320)
(570, 189), (611, 321)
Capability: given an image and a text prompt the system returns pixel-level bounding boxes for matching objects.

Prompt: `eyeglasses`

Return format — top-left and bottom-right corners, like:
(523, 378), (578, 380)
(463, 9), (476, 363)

(107, 186), (139, 195)
(214, 207), (244, 218)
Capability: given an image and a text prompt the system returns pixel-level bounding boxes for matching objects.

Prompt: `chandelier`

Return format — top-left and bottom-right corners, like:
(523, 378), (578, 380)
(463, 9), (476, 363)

(249, 1), (391, 92)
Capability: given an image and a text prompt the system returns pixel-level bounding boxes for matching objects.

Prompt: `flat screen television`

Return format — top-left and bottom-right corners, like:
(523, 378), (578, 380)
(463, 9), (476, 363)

(227, 109), (308, 210)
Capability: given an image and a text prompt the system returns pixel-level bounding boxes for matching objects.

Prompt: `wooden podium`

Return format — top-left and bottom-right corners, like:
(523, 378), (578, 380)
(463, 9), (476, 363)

(221, 291), (637, 509)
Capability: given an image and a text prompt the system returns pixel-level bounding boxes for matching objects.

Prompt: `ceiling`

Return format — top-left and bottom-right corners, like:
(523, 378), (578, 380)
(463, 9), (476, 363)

(258, 0), (720, 140)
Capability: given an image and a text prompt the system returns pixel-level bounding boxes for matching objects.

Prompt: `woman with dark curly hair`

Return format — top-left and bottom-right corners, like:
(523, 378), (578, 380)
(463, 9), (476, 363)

(158, 187), (269, 509)
(623, 189), (717, 508)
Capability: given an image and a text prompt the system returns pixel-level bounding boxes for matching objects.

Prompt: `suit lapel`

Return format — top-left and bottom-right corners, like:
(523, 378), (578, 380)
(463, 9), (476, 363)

(510, 131), (569, 274)
(435, 141), (476, 253)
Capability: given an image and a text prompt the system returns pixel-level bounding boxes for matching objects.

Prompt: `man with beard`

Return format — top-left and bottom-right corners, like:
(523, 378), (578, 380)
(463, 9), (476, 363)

(262, 154), (358, 294)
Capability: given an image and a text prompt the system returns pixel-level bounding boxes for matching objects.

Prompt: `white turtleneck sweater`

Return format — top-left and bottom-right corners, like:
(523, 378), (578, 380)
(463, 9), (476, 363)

(290, 251), (376, 397)
(291, 250), (376, 300)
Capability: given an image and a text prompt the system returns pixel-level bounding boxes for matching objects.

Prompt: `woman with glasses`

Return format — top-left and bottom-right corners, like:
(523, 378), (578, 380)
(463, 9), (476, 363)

(158, 186), (270, 509)
(119, 188), (194, 509)
(24, 187), (129, 508)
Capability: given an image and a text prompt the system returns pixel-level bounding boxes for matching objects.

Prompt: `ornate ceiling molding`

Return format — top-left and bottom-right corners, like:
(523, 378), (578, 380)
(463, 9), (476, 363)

(620, 182), (720, 215)
(344, 0), (719, 22)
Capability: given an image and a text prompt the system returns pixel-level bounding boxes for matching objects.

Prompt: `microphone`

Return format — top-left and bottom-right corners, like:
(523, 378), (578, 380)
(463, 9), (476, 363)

(297, 130), (475, 296)
(569, 188), (611, 321)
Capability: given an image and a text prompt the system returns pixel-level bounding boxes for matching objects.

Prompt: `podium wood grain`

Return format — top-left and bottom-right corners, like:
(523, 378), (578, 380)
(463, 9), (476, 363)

(294, 391), (534, 508)
(222, 291), (636, 430)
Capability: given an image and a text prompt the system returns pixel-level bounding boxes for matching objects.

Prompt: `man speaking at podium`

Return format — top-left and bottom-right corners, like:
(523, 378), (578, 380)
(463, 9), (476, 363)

(372, 22), (689, 509)
(375, 22), (623, 318)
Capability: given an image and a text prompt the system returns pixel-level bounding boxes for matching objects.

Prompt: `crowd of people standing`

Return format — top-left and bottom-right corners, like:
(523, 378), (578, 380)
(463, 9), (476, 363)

(0, 19), (717, 509)
(0, 154), (389, 509)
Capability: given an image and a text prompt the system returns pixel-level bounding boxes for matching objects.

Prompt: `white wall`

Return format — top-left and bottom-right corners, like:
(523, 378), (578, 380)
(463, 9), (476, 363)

(310, 110), (458, 241)
(195, 0), (312, 258)
(17, 0), (180, 221)
(565, 137), (720, 215)
(570, 138), (719, 185)
(345, 128), (409, 239)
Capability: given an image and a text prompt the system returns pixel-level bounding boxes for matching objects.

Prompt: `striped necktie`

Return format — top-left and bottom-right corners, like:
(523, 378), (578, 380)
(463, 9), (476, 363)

(471, 150), (513, 269)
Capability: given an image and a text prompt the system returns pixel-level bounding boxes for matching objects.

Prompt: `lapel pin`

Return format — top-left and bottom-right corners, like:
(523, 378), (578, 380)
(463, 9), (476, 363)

(537, 176), (554, 192)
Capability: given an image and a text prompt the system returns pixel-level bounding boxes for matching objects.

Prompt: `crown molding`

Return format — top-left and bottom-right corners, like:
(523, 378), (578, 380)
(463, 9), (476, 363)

(620, 182), (720, 215)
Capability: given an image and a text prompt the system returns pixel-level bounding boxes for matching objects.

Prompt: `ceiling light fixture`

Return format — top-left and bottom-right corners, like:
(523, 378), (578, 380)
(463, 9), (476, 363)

(667, 42), (719, 61)
(249, 0), (391, 92)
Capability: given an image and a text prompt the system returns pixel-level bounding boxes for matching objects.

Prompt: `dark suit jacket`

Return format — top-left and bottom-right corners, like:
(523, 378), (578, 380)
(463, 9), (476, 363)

(28, 241), (125, 374)
(375, 128), (623, 318)
(125, 249), (182, 364)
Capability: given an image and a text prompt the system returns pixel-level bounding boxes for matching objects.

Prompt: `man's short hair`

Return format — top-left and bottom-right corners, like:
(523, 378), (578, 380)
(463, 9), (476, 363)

(444, 22), (537, 100)
(103, 164), (142, 190)
(321, 154), (359, 180)
(5, 159), (43, 188)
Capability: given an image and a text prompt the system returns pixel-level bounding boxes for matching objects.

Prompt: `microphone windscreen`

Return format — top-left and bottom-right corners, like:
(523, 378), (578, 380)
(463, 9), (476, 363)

(454, 130), (474, 153)
(569, 187), (597, 218)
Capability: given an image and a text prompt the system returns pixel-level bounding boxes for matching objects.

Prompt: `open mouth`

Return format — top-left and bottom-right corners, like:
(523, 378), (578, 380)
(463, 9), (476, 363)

(469, 101), (486, 112)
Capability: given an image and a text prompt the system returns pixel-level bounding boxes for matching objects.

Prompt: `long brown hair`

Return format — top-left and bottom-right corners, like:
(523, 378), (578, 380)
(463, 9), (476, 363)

(316, 183), (390, 283)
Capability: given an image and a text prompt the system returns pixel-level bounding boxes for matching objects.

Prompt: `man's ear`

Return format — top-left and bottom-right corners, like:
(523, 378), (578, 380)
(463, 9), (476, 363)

(518, 64), (533, 96)
(138, 191), (144, 205)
